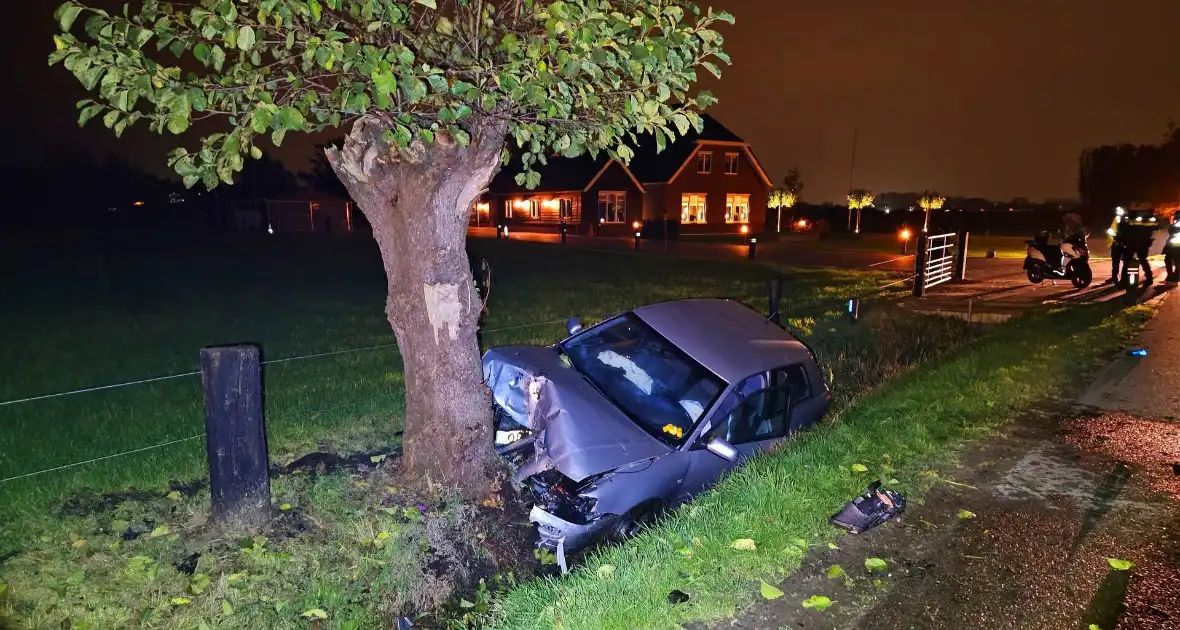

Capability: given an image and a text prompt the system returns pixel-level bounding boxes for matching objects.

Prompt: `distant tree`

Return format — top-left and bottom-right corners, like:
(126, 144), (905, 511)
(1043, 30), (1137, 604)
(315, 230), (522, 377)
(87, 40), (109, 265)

(846, 187), (874, 233)
(51, 0), (732, 495)
(303, 140), (350, 199)
(918, 190), (945, 232)
(768, 167), (803, 233)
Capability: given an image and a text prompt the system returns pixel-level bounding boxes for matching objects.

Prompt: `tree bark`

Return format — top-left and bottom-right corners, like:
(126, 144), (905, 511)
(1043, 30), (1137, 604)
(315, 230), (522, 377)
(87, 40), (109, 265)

(325, 115), (507, 497)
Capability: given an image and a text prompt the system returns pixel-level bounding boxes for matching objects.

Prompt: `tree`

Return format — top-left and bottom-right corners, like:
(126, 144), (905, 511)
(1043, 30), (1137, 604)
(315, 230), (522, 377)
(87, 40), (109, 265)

(768, 167), (802, 233)
(846, 187), (873, 234)
(918, 190), (945, 232)
(51, 0), (732, 496)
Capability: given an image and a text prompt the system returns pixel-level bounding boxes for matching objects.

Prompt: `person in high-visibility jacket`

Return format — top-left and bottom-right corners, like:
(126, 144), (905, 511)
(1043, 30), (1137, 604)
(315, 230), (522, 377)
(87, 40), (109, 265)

(1105, 209), (1125, 284)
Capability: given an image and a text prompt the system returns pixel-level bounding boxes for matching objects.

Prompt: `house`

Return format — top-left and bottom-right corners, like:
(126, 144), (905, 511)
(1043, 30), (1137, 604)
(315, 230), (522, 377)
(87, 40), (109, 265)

(477, 115), (772, 236)
(263, 189), (354, 235)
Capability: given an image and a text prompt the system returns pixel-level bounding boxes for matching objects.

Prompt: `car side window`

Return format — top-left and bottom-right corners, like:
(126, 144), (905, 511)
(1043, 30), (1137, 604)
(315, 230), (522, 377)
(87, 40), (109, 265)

(705, 385), (792, 446)
(770, 364), (810, 402)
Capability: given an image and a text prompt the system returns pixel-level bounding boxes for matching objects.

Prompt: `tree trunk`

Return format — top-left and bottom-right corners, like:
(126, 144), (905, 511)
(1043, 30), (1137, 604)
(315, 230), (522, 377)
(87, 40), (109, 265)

(326, 116), (507, 498)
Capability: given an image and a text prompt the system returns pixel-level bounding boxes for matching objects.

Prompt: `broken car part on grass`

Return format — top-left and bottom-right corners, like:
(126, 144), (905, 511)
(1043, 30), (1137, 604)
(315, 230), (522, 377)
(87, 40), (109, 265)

(829, 481), (907, 534)
(483, 299), (832, 552)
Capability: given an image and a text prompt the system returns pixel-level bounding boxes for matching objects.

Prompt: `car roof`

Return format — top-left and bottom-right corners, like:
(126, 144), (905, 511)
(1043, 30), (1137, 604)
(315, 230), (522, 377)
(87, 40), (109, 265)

(631, 299), (813, 384)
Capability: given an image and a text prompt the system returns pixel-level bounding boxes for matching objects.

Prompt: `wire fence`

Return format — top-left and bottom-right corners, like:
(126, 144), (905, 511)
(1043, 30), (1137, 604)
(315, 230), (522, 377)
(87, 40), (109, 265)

(0, 273), (914, 488)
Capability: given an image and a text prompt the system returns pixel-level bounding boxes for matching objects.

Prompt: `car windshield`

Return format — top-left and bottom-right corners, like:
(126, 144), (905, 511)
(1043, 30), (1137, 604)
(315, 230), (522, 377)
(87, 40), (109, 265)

(561, 313), (724, 446)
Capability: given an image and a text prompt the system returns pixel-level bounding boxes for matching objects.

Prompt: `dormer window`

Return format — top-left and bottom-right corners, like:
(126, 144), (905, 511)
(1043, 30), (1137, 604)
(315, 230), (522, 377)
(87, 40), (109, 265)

(697, 152), (713, 174)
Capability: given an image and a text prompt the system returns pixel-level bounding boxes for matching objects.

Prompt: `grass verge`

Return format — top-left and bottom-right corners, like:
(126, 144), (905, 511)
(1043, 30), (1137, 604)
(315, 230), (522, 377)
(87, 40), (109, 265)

(487, 301), (1152, 630)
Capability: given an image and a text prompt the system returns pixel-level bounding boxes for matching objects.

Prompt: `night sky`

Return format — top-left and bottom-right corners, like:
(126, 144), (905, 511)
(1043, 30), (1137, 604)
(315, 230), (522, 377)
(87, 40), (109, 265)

(7, 0), (1179, 202)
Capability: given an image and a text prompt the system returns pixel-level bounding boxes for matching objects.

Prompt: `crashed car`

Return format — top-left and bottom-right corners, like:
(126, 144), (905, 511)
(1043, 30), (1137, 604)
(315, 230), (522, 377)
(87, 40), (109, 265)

(482, 298), (831, 552)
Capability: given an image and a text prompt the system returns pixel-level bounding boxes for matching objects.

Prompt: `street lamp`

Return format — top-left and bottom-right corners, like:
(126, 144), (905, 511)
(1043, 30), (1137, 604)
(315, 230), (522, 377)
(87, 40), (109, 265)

(900, 228), (912, 255)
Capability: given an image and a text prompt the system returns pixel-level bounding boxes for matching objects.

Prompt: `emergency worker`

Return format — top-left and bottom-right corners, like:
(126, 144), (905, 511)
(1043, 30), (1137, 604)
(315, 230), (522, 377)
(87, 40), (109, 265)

(1165, 212), (1180, 284)
(1120, 208), (1155, 287)
(1106, 207), (1124, 284)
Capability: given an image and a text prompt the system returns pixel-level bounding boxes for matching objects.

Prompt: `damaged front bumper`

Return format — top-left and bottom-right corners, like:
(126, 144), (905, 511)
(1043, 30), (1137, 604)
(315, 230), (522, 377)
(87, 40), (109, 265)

(530, 505), (620, 551)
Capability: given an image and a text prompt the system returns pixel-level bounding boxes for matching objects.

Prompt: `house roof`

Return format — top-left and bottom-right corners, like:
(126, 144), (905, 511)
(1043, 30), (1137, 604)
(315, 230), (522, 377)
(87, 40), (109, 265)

(625, 113), (749, 185)
(489, 153), (643, 195)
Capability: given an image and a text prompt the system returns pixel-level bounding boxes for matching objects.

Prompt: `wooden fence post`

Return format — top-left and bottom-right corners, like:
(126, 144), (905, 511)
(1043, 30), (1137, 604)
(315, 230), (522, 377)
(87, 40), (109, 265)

(767, 277), (782, 326)
(200, 345), (270, 532)
(913, 234), (929, 297)
(954, 230), (970, 281)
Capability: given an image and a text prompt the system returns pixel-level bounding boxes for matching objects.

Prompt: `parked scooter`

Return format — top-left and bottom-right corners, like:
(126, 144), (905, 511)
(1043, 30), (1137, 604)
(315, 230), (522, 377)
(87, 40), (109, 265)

(1024, 230), (1092, 288)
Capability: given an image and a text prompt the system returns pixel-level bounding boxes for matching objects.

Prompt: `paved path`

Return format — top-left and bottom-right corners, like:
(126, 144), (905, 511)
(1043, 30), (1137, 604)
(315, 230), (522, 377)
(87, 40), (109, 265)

(1080, 291), (1180, 419)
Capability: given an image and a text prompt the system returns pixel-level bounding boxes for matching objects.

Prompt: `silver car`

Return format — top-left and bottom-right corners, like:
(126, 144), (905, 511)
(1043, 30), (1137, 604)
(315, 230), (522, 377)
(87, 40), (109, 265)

(483, 299), (831, 551)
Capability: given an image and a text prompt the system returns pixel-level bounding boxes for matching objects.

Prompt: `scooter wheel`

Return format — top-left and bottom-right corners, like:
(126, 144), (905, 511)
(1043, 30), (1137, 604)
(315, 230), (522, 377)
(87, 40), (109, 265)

(1027, 269), (1045, 284)
(1069, 262), (1092, 289)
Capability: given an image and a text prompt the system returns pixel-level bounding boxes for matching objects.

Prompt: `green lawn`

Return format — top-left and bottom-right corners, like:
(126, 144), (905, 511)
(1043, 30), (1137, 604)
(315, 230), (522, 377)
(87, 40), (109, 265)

(487, 301), (1151, 630)
(0, 233), (892, 551)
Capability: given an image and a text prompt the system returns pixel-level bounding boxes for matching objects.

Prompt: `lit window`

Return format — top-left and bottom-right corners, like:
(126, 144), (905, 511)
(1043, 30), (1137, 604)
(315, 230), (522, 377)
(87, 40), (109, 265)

(697, 152), (713, 174)
(725, 194), (750, 224)
(559, 198), (573, 220)
(504, 200), (514, 219)
(725, 153), (739, 175)
(598, 191), (627, 223)
(528, 199), (540, 219)
(681, 193), (707, 224)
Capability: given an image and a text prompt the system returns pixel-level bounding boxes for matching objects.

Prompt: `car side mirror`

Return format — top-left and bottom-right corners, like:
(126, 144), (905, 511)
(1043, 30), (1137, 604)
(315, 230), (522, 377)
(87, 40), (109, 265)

(566, 317), (583, 336)
(705, 437), (739, 463)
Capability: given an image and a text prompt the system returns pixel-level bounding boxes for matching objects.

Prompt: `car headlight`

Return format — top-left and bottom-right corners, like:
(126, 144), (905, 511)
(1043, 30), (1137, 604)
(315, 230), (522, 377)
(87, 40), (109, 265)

(1171, 234), (1180, 245)
(1106, 228), (1116, 237)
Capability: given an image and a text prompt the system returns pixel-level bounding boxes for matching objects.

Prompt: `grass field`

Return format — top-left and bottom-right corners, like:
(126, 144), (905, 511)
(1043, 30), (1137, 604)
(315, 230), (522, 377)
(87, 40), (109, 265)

(0, 232), (892, 551)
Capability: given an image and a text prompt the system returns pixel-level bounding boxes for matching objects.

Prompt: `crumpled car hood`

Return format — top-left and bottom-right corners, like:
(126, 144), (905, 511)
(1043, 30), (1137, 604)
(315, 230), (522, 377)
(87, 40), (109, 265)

(483, 345), (669, 482)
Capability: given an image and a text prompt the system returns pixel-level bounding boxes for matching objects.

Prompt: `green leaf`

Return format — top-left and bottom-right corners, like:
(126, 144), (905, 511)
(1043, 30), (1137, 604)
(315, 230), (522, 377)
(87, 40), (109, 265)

(851, 463), (869, 473)
(801, 595), (833, 611)
(391, 124), (412, 148)
(150, 525), (170, 538)
(211, 45), (226, 71)
(1089, 625), (1102, 630)
(864, 557), (887, 572)
(58, 4), (84, 31)
(412, 0), (437, 7)
(166, 491), (182, 501)
(237, 26), (256, 51)
(826, 565), (845, 579)
(171, 597), (191, 606)
(371, 69), (397, 95)
(102, 110), (120, 128)
(1107, 558), (1134, 571)
(0, 583), (7, 597)
(827, 542), (839, 550)
(642, 99), (659, 118)
(251, 109), (273, 133)
(222, 600), (234, 615)
(78, 104), (103, 126)
(788, 537), (809, 550)
(671, 113), (690, 136)
(730, 538), (757, 551)
(301, 608), (329, 620)
(250, 146), (263, 160)
(957, 509), (976, 519)
(760, 581), (784, 600)
(166, 114), (189, 135)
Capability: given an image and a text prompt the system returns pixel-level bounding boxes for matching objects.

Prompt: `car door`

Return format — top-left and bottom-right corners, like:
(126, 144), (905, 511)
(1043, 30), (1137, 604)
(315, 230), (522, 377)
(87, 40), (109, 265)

(676, 374), (792, 502)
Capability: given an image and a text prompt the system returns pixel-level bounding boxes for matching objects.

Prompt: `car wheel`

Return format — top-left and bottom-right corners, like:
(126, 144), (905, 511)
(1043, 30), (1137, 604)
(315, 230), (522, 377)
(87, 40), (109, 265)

(612, 500), (664, 541)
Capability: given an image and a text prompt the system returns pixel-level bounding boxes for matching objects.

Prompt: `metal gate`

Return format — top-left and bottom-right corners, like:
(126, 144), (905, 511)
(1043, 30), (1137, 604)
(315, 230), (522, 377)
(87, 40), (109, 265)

(913, 232), (963, 296)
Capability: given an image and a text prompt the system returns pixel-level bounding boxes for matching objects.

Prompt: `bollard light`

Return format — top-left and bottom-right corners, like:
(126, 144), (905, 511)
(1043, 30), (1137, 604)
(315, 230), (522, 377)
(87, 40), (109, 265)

(847, 298), (860, 323)
(748, 237), (757, 260)
(900, 228), (912, 255)
(634, 231), (641, 251)
(560, 224), (568, 245)
(502, 225), (509, 239)
(632, 220), (641, 230)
